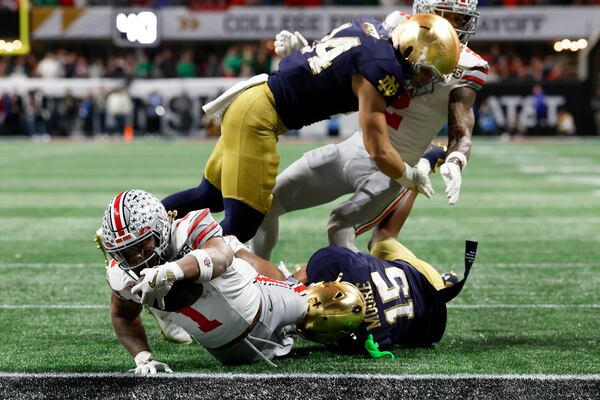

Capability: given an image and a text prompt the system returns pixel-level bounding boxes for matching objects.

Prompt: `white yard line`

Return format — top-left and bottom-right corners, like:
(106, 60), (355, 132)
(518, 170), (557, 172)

(0, 304), (598, 310)
(0, 372), (598, 380)
(0, 263), (96, 269)
(1, 262), (597, 269)
(449, 304), (600, 309)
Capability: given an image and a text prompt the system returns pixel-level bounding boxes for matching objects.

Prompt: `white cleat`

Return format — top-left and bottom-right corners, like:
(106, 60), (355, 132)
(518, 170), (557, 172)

(147, 307), (193, 344)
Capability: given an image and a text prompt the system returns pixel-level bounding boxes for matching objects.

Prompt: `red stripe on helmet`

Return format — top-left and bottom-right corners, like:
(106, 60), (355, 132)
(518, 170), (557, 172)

(111, 191), (127, 234)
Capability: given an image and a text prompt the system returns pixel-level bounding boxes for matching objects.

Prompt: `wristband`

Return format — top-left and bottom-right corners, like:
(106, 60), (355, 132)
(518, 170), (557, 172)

(134, 351), (153, 366)
(394, 162), (414, 186)
(445, 151), (468, 170)
(189, 249), (214, 283)
(164, 261), (185, 281)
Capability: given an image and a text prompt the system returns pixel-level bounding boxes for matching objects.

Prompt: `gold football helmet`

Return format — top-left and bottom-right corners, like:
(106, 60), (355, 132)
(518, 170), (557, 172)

(391, 13), (460, 79)
(296, 279), (366, 345)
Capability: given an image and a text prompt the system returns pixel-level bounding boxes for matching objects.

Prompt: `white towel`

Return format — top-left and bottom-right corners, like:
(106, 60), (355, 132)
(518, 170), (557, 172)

(202, 73), (269, 119)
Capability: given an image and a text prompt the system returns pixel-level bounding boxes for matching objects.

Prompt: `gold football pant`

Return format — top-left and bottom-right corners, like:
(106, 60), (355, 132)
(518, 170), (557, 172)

(370, 238), (445, 291)
(204, 83), (287, 214)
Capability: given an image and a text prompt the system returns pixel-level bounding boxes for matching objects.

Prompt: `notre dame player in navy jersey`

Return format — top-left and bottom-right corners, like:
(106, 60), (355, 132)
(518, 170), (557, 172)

(291, 196), (477, 352)
(268, 18), (406, 130)
(163, 14), (460, 245)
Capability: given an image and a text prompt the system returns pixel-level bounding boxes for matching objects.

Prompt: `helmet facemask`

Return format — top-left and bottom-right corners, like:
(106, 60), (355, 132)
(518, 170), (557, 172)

(413, 0), (479, 46)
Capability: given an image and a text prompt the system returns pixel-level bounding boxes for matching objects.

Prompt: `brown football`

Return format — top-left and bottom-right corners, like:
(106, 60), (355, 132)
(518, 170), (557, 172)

(158, 280), (204, 312)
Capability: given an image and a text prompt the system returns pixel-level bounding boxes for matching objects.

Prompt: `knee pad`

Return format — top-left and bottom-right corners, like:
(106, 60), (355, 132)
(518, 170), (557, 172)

(221, 198), (265, 243)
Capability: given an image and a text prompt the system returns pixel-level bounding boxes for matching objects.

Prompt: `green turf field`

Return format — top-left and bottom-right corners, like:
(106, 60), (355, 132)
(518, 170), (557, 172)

(0, 138), (598, 375)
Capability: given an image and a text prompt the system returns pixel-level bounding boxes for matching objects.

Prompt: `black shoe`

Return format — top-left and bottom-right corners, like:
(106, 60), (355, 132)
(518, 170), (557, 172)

(441, 271), (459, 288)
(422, 144), (447, 171)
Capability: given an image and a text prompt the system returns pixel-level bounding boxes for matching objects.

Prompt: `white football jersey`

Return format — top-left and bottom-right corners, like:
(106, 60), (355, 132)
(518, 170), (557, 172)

(167, 257), (261, 348)
(380, 11), (489, 166)
(106, 208), (262, 348)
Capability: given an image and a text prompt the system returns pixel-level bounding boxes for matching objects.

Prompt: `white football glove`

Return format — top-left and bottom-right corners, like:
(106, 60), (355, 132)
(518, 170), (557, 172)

(415, 157), (432, 177)
(274, 30), (308, 57)
(439, 151), (468, 205)
(131, 262), (184, 310)
(130, 351), (173, 375)
(382, 10), (407, 31)
(395, 162), (434, 199)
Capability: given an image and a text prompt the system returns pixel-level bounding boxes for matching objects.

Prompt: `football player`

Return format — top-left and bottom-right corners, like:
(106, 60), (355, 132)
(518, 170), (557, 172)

(291, 196), (477, 352)
(162, 14), (461, 244)
(252, 0), (488, 259)
(101, 189), (308, 372)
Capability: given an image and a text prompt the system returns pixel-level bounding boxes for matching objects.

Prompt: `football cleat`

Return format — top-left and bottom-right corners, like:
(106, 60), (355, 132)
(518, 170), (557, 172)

(95, 228), (109, 268)
(422, 143), (447, 172)
(296, 276), (366, 345)
(441, 271), (459, 288)
(147, 307), (193, 344)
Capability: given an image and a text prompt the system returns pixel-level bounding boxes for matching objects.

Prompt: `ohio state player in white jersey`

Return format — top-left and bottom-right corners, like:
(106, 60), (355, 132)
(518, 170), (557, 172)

(253, 0), (488, 259)
(103, 190), (307, 372)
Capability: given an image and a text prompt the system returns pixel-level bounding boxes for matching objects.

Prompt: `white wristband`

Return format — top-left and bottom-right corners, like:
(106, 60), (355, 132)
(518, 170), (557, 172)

(189, 249), (214, 283)
(394, 162), (414, 186)
(134, 351), (153, 366)
(445, 151), (468, 170)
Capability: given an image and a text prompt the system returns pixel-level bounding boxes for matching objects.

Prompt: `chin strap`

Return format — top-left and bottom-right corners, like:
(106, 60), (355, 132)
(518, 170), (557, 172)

(364, 334), (396, 361)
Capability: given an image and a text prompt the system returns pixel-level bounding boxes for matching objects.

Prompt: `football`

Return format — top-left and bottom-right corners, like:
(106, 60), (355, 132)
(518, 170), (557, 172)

(159, 280), (204, 312)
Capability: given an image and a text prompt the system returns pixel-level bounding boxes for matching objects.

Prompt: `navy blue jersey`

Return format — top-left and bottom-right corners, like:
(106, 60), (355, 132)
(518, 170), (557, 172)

(306, 246), (447, 351)
(268, 18), (410, 130)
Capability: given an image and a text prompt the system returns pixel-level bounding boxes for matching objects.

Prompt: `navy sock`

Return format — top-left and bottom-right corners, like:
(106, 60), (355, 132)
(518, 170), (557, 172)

(162, 179), (224, 217)
(221, 198), (265, 243)
(422, 144), (446, 169)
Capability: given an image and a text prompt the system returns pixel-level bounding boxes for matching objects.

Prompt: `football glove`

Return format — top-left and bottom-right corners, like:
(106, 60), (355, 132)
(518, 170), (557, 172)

(440, 151), (468, 205)
(395, 162), (434, 199)
(130, 351), (173, 375)
(131, 262), (184, 310)
(382, 10), (406, 31)
(415, 157), (432, 177)
(274, 30), (308, 57)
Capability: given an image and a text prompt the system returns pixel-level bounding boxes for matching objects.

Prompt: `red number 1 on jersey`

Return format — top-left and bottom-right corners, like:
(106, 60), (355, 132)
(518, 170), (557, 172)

(178, 307), (222, 332)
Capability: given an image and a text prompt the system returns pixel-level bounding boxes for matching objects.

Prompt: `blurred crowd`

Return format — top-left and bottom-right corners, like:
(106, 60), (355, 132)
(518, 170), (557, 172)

(0, 44), (276, 79)
(0, 42), (580, 81)
(0, 0), (595, 8)
(0, 86), (138, 138)
(472, 44), (578, 82)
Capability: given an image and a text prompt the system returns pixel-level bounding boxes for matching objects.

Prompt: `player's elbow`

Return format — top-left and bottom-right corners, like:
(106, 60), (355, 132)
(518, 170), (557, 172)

(211, 245), (234, 278)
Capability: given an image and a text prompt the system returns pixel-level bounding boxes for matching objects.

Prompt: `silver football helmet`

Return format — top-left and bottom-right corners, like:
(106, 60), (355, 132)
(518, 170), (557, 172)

(102, 189), (170, 271)
(413, 0), (479, 46)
